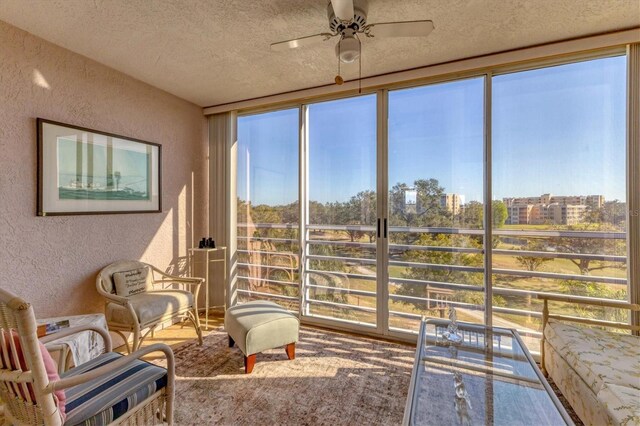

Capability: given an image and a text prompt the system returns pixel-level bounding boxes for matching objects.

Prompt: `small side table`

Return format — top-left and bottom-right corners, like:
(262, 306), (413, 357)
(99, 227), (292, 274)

(188, 247), (227, 329)
(37, 313), (108, 373)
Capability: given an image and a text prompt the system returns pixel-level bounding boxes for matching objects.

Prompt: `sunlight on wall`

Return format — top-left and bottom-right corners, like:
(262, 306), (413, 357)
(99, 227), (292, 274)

(191, 172), (196, 249)
(178, 185), (187, 256)
(142, 208), (174, 262)
(32, 69), (50, 89)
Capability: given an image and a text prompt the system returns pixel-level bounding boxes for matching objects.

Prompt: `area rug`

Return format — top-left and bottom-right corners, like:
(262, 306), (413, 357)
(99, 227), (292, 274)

(161, 327), (581, 425)
(168, 327), (415, 425)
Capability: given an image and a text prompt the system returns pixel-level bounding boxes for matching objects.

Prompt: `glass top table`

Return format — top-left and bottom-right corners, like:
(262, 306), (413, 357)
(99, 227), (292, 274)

(403, 318), (574, 426)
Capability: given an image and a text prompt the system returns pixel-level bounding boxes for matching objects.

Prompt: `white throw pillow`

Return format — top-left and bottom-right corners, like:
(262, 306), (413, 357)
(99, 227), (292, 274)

(113, 267), (153, 296)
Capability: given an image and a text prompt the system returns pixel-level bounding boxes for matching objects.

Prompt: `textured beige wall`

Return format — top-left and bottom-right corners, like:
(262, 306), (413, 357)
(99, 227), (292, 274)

(0, 21), (208, 317)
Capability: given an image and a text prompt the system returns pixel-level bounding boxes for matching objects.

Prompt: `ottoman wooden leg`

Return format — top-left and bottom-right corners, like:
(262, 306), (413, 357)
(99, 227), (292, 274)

(286, 343), (295, 360)
(228, 335), (235, 348)
(245, 354), (256, 374)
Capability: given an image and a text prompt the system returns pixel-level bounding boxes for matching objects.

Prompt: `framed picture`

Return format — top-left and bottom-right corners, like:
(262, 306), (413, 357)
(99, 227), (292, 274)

(37, 118), (161, 216)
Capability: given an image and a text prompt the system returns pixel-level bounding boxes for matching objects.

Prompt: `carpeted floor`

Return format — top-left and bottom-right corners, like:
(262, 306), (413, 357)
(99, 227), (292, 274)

(160, 326), (581, 425)
(167, 327), (415, 425)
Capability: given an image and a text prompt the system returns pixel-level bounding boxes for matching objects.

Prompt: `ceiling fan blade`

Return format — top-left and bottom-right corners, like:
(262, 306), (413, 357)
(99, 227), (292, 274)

(367, 20), (434, 38)
(270, 33), (335, 51)
(331, 0), (355, 22)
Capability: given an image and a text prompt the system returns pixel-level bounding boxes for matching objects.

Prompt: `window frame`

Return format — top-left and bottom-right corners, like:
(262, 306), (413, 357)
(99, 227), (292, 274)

(228, 47), (638, 347)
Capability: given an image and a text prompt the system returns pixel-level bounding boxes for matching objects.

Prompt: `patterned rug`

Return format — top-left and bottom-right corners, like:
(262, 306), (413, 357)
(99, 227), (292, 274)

(168, 327), (415, 425)
(162, 327), (581, 425)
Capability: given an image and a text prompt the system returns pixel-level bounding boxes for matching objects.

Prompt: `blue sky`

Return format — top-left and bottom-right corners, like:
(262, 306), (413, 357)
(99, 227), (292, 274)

(238, 55), (626, 206)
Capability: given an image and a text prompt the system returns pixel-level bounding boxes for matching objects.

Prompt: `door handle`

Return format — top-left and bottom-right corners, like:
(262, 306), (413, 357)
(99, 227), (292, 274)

(384, 218), (388, 239)
(377, 218), (381, 239)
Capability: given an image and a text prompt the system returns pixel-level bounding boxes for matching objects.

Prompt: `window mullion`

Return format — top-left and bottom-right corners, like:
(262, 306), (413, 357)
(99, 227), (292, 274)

(484, 73), (493, 327)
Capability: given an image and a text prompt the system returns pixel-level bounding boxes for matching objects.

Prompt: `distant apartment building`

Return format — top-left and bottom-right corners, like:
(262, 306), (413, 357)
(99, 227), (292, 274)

(506, 204), (533, 225)
(503, 193), (601, 225)
(440, 193), (464, 215)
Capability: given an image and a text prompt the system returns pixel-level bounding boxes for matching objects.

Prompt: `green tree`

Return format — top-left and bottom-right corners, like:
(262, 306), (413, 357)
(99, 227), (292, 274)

(601, 200), (626, 230)
(309, 200), (328, 224)
(553, 223), (626, 275)
(515, 240), (552, 272)
(389, 179), (447, 227)
(492, 200), (508, 228)
(459, 200), (507, 229)
(396, 233), (483, 310)
(343, 190), (377, 242)
(584, 201), (626, 231)
(561, 279), (627, 323)
(461, 201), (483, 228)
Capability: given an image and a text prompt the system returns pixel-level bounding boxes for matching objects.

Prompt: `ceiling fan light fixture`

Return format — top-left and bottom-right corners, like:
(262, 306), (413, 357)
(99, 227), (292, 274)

(336, 34), (360, 63)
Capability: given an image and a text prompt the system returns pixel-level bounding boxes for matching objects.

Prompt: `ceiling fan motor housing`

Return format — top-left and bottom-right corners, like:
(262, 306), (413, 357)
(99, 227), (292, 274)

(328, 0), (368, 33)
(335, 30), (360, 63)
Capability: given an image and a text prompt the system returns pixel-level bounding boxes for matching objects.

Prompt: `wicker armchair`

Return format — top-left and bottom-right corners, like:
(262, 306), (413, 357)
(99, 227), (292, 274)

(96, 260), (203, 353)
(0, 287), (175, 425)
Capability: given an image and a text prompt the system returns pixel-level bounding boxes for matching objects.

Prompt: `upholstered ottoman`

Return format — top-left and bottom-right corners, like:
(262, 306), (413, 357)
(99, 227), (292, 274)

(224, 301), (299, 373)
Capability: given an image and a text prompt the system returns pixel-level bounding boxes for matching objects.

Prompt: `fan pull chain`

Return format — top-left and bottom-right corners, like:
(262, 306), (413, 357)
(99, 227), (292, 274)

(358, 36), (362, 94)
(335, 40), (344, 85)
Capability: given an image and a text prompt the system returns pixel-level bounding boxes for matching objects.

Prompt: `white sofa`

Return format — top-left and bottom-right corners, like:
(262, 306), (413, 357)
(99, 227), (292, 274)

(539, 294), (640, 426)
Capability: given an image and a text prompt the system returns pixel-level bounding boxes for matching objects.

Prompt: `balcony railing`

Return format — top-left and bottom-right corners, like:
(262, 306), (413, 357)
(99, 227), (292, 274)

(236, 222), (628, 350)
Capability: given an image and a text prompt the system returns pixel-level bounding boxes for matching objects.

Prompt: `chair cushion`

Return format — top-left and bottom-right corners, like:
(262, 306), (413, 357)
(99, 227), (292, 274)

(545, 319), (640, 393)
(597, 383), (640, 426)
(106, 290), (194, 326)
(113, 267), (153, 297)
(225, 301), (299, 356)
(62, 352), (167, 425)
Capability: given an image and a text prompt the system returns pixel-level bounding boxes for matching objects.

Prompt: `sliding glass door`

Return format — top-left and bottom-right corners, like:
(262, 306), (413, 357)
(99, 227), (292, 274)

(492, 56), (627, 351)
(386, 78), (486, 333)
(236, 109), (300, 311)
(304, 95), (378, 327)
(233, 53), (630, 348)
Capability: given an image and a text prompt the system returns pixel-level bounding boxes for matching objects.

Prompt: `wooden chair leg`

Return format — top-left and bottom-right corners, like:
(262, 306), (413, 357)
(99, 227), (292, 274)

(244, 354), (256, 374)
(285, 343), (295, 360)
(228, 335), (235, 348)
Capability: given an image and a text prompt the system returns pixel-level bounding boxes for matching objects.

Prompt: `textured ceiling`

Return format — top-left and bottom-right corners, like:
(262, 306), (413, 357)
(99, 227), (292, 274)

(0, 0), (638, 107)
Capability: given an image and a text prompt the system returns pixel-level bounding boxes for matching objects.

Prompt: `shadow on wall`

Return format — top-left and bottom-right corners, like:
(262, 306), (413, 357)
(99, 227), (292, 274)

(166, 256), (188, 276)
(90, 176), (202, 347)
(39, 173), (202, 319)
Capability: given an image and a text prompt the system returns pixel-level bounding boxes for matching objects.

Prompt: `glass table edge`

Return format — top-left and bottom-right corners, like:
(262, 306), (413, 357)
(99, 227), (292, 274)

(403, 318), (575, 426)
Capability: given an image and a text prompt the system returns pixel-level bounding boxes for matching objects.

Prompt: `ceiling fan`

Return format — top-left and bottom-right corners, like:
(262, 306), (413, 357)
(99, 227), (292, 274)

(270, 0), (434, 64)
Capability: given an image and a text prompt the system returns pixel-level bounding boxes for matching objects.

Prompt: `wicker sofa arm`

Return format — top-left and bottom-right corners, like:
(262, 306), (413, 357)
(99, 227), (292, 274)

(537, 293), (640, 332)
(46, 343), (174, 392)
(537, 293), (640, 310)
(537, 293), (640, 376)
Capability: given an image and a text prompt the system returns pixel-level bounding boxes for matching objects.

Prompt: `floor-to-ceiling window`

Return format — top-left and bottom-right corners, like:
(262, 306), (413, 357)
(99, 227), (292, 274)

(387, 78), (485, 333)
(304, 95), (378, 327)
(232, 52), (631, 350)
(236, 108), (300, 311)
(492, 56), (628, 350)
